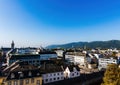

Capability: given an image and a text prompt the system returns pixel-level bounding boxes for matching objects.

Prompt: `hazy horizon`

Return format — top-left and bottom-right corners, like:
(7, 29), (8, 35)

(0, 0), (120, 47)
(1, 39), (120, 48)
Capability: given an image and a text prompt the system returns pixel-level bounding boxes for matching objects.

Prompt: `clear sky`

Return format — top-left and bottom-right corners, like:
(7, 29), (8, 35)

(0, 0), (120, 47)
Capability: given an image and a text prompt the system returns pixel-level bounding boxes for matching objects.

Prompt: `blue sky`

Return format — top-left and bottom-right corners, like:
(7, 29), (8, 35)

(0, 0), (120, 47)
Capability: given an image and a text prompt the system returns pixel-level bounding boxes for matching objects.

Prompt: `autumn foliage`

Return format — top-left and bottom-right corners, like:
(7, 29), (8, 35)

(101, 64), (120, 85)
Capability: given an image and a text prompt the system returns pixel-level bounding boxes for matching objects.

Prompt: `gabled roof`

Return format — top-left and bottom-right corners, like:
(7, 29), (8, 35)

(3, 61), (41, 81)
(40, 64), (64, 74)
(66, 52), (86, 56)
(3, 61), (38, 73)
(63, 65), (80, 72)
(6, 69), (41, 81)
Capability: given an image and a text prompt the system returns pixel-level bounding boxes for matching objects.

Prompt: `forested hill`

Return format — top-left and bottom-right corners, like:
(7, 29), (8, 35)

(46, 40), (120, 49)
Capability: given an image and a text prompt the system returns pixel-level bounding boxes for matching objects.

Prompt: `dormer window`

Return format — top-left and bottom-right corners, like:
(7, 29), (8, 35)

(5, 73), (8, 76)
(73, 67), (76, 71)
(11, 73), (15, 78)
(72, 73), (74, 76)
(20, 73), (24, 77)
(28, 71), (32, 76)
(37, 73), (40, 76)
(18, 72), (24, 77)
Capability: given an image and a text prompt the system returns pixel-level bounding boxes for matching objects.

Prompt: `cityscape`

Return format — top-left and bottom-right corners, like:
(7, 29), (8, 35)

(0, 0), (120, 85)
(0, 41), (120, 85)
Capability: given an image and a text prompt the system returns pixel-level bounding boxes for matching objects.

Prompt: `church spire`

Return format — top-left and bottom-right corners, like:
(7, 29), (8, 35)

(11, 40), (15, 49)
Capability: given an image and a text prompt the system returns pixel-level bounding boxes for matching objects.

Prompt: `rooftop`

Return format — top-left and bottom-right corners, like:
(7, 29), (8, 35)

(66, 52), (86, 56)
(40, 64), (64, 73)
(6, 69), (41, 81)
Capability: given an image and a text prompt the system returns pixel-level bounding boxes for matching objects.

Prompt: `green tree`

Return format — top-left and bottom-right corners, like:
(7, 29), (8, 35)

(101, 64), (120, 85)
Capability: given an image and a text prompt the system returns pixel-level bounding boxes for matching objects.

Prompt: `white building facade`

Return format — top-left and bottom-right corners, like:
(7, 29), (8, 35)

(42, 72), (64, 84)
(64, 66), (80, 79)
(55, 50), (64, 57)
(65, 55), (75, 63)
(98, 58), (117, 70)
(65, 54), (91, 65)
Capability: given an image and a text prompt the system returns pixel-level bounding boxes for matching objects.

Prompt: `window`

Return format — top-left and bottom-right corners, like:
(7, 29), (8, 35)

(25, 61), (28, 64)
(11, 73), (15, 78)
(31, 78), (34, 83)
(20, 80), (23, 85)
(50, 78), (52, 81)
(45, 79), (48, 82)
(37, 73), (40, 76)
(46, 74), (48, 77)
(57, 73), (59, 75)
(7, 81), (11, 85)
(20, 73), (24, 77)
(29, 61), (32, 63)
(3, 79), (5, 83)
(57, 77), (59, 80)
(72, 73), (74, 76)
(77, 72), (79, 75)
(26, 79), (29, 84)
(28, 71), (32, 76)
(54, 74), (56, 76)
(54, 78), (56, 80)
(61, 73), (63, 75)
(14, 81), (18, 85)
(37, 80), (40, 85)
(61, 77), (64, 80)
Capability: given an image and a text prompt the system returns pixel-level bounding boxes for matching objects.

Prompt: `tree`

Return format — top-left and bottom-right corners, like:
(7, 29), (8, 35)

(101, 64), (120, 85)
(112, 52), (118, 59)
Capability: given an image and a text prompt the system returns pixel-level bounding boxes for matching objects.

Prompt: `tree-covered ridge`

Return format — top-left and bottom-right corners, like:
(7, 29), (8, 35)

(46, 40), (120, 49)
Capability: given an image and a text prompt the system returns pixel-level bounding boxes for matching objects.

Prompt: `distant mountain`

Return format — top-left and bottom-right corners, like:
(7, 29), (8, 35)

(46, 40), (120, 49)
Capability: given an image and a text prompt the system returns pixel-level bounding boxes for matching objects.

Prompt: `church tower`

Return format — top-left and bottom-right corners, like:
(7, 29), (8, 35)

(11, 41), (15, 49)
